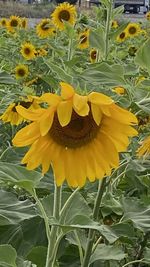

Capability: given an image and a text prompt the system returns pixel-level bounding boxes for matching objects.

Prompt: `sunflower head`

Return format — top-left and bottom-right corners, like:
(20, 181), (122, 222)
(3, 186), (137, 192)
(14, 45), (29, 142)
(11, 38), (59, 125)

(146, 11), (150, 20)
(0, 18), (7, 27)
(128, 46), (137, 57)
(125, 23), (141, 38)
(6, 15), (20, 33)
(15, 64), (29, 79)
(51, 2), (77, 30)
(21, 42), (36, 60)
(111, 20), (118, 29)
(78, 29), (90, 49)
(112, 86), (126, 95)
(137, 136), (150, 157)
(36, 19), (56, 38)
(116, 31), (127, 42)
(21, 18), (28, 29)
(12, 82), (137, 188)
(90, 48), (97, 63)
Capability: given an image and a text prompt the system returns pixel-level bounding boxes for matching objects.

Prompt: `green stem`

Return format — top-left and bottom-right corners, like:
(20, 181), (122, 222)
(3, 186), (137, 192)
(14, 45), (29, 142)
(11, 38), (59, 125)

(105, 0), (112, 60)
(121, 259), (144, 267)
(82, 179), (107, 267)
(74, 230), (84, 265)
(68, 37), (73, 61)
(46, 184), (62, 267)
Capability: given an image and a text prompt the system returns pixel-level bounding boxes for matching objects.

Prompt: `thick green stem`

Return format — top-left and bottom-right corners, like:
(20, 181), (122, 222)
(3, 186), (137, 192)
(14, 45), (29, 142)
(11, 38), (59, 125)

(105, 0), (112, 60)
(82, 179), (107, 267)
(46, 184), (62, 267)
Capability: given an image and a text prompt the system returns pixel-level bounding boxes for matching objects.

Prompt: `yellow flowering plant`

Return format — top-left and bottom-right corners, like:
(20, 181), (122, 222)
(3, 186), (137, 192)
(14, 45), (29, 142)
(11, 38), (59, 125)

(0, 1), (150, 267)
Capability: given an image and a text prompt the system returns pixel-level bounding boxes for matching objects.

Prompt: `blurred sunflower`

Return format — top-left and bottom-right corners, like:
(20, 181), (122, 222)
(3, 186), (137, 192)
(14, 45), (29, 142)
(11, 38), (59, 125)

(21, 18), (28, 29)
(116, 31), (127, 42)
(15, 64), (29, 79)
(78, 29), (90, 49)
(111, 20), (118, 29)
(21, 42), (36, 60)
(137, 136), (150, 156)
(13, 82), (137, 187)
(112, 86), (125, 95)
(35, 48), (48, 57)
(90, 48), (97, 63)
(25, 77), (38, 87)
(146, 11), (150, 20)
(36, 19), (56, 38)
(0, 96), (39, 126)
(137, 115), (150, 130)
(51, 2), (76, 30)
(125, 23), (140, 38)
(7, 15), (20, 33)
(128, 46), (137, 57)
(0, 18), (7, 27)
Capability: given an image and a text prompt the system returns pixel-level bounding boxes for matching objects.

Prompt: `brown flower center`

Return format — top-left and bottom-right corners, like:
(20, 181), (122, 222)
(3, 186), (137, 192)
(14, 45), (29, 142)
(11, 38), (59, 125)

(58, 10), (70, 22)
(49, 110), (99, 148)
(80, 34), (87, 44)
(12, 101), (32, 112)
(17, 68), (26, 77)
(24, 47), (31, 55)
(120, 32), (125, 39)
(22, 20), (26, 28)
(91, 50), (97, 60)
(10, 19), (18, 27)
(41, 22), (50, 31)
(1, 20), (6, 26)
(129, 26), (136, 34)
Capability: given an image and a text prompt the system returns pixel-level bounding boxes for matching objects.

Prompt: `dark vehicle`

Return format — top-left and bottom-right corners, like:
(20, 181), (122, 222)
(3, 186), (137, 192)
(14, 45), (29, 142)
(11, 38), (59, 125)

(114, 0), (149, 13)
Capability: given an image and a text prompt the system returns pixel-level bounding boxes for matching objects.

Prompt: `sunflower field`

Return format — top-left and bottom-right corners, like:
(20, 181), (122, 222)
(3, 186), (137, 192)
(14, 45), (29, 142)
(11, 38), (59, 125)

(0, 0), (150, 266)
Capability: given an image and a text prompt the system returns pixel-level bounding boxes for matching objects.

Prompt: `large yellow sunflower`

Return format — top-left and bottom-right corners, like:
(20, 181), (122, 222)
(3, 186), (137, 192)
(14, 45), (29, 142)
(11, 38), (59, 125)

(21, 42), (36, 60)
(36, 19), (56, 38)
(0, 96), (40, 126)
(6, 15), (20, 33)
(51, 2), (77, 30)
(137, 136), (150, 157)
(15, 64), (29, 79)
(13, 82), (137, 187)
(125, 23), (141, 38)
(78, 29), (90, 49)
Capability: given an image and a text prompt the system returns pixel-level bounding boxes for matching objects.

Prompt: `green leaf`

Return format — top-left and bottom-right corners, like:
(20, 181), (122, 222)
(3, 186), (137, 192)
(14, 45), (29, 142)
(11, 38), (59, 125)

(0, 244), (17, 267)
(27, 246), (47, 267)
(135, 39), (150, 74)
(0, 162), (42, 193)
(122, 198), (150, 232)
(80, 62), (125, 85)
(44, 60), (73, 83)
(0, 71), (16, 85)
(0, 190), (37, 225)
(90, 244), (126, 263)
(89, 28), (105, 54)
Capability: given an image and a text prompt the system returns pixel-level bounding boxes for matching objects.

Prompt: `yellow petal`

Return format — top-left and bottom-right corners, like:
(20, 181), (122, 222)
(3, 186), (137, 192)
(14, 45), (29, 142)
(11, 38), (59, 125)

(91, 103), (102, 125)
(60, 82), (75, 100)
(57, 100), (72, 127)
(38, 93), (61, 106)
(88, 92), (113, 105)
(39, 107), (54, 136)
(100, 105), (111, 116)
(13, 122), (40, 147)
(73, 94), (89, 116)
(16, 106), (45, 121)
(110, 104), (138, 125)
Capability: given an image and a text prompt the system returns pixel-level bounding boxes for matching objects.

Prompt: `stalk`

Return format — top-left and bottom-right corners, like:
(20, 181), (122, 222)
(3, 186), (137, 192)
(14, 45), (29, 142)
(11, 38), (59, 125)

(82, 179), (107, 267)
(105, 0), (113, 60)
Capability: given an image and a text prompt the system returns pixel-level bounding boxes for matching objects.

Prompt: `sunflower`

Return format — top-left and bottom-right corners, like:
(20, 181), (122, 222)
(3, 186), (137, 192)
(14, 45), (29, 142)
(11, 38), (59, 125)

(0, 18), (7, 27)
(125, 23), (141, 38)
(112, 86), (125, 95)
(137, 115), (150, 130)
(6, 15), (20, 33)
(78, 29), (90, 49)
(25, 77), (38, 87)
(21, 18), (28, 29)
(21, 42), (36, 60)
(0, 96), (40, 126)
(146, 11), (150, 20)
(13, 82), (137, 188)
(90, 48), (97, 63)
(116, 31), (127, 42)
(51, 2), (77, 30)
(35, 48), (48, 57)
(36, 19), (56, 38)
(128, 46), (137, 57)
(15, 64), (29, 79)
(111, 20), (118, 29)
(137, 136), (150, 157)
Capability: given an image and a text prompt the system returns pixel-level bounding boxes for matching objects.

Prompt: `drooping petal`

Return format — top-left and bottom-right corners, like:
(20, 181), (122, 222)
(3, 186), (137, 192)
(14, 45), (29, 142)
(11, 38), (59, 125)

(16, 106), (45, 121)
(110, 103), (138, 125)
(88, 92), (113, 105)
(38, 93), (61, 106)
(39, 107), (54, 136)
(91, 103), (102, 125)
(73, 94), (89, 116)
(57, 100), (72, 126)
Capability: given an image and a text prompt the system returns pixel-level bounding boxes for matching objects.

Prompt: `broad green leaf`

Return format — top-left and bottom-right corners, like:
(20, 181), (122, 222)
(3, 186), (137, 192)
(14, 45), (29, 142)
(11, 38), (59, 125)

(89, 28), (105, 54)
(80, 62), (125, 85)
(27, 246), (47, 267)
(0, 162), (42, 193)
(144, 247), (150, 264)
(121, 198), (150, 232)
(0, 244), (17, 267)
(0, 71), (16, 85)
(44, 60), (73, 83)
(0, 190), (37, 225)
(90, 244), (126, 263)
(135, 39), (150, 74)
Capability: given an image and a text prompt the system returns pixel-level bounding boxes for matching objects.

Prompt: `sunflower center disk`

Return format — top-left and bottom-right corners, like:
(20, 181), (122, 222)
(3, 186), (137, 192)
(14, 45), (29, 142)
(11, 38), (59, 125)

(41, 23), (49, 31)
(49, 111), (100, 148)
(80, 35), (87, 44)
(120, 32), (125, 39)
(11, 20), (18, 27)
(129, 27), (136, 34)
(24, 48), (31, 55)
(91, 51), (97, 59)
(58, 10), (70, 22)
(17, 69), (26, 77)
